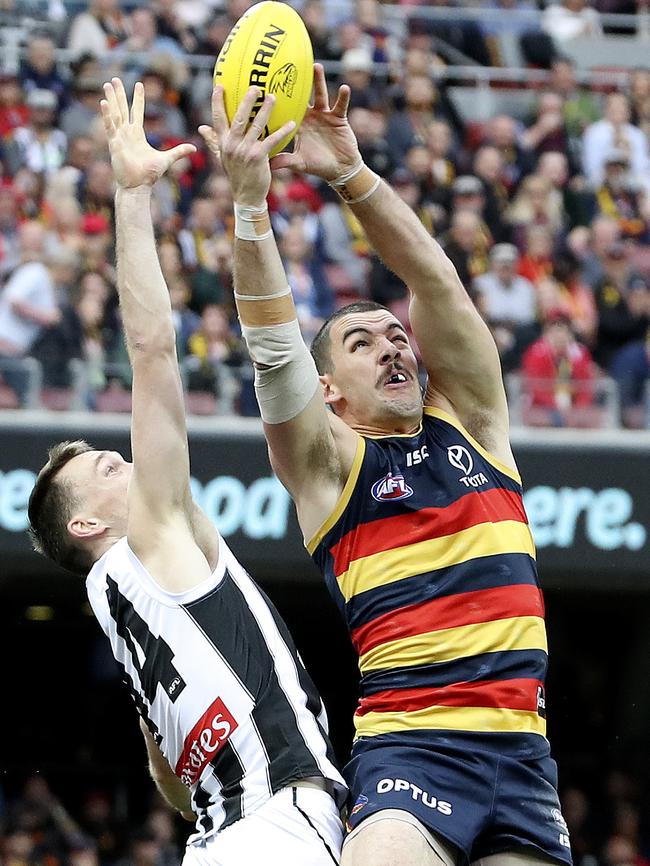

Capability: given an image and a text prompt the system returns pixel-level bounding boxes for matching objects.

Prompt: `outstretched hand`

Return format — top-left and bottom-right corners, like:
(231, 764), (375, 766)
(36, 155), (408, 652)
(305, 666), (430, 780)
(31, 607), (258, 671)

(198, 84), (295, 206)
(270, 63), (361, 181)
(101, 78), (196, 189)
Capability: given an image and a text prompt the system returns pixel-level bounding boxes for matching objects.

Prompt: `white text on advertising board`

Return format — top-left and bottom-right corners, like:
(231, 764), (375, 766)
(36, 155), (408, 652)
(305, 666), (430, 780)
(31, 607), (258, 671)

(0, 470), (290, 540)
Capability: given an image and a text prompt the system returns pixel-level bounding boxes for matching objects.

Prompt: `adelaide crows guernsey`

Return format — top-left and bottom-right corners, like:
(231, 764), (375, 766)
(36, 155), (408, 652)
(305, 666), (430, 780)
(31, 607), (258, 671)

(86, 534), (345, 843)
(309, 407), (547, 756)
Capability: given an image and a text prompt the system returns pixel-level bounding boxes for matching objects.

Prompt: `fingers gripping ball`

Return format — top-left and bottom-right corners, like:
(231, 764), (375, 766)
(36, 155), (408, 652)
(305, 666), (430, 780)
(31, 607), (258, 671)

(214, 1), (314, 156)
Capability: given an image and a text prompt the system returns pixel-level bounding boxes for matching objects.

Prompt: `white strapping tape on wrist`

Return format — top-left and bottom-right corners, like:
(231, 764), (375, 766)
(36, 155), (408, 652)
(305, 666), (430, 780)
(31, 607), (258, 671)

(234, 202), (273, 241)
(240, 319), (320, 424)
(329, 160), (365, 188)
(234, 287), (291, 302)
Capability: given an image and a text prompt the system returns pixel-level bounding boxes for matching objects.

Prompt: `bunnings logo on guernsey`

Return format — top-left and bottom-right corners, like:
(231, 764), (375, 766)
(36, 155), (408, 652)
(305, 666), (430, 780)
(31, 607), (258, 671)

(175, 697), (238, 787)
(377, 778), (453, 815)
(371, 472), (413, 502)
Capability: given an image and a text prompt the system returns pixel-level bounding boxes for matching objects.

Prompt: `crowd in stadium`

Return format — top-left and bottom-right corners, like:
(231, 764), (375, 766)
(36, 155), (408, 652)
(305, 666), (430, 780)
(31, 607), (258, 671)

(0, 0), (649, 427)
(0, 769), (649, 866)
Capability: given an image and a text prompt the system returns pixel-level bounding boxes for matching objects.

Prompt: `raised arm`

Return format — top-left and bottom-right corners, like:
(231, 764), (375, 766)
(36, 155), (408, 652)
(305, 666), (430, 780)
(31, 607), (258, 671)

(102, 80), (219, 572)
(199, 88), (358, 537)
(139, 718), (195, 820)
(272, 65), (512, 462)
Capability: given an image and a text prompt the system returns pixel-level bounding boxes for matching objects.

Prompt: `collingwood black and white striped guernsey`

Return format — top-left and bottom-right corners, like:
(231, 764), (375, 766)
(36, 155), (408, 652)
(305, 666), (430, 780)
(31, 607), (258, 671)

(86, 534), (346, 843)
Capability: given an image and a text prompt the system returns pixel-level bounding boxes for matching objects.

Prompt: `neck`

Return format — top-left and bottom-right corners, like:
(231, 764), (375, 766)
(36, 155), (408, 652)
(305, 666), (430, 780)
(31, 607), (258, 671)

(348, 414), (422, 437)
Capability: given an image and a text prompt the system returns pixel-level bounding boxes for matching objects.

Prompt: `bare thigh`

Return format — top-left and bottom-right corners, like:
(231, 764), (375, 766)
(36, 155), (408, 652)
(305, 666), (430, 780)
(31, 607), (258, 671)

(472, 853), (561, 866)
(341, 812), (455, 866)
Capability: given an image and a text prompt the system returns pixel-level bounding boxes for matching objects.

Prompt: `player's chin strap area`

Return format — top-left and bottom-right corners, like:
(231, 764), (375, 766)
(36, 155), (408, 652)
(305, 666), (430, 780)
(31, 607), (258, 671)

(235, 286), (320, 425)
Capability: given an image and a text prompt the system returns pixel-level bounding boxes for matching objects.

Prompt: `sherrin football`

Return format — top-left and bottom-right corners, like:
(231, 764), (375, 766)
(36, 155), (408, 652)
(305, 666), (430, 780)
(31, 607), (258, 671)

(214, 1), (314, 157)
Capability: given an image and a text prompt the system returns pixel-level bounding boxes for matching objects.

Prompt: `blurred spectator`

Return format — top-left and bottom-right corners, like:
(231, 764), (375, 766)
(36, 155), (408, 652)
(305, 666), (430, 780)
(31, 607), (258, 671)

(629, 68), (650, 130)
(484, 114), (535, 193)
(472, 148), (510, 242)
(4, 90), (67, 178)
(594, 148), (650, 242)
(280, 218), (334, 343)
(473, 243), (537, 369)
(141, 67), (187, 139)
(186, 303), (246, 401)
(441, 209), (491, 289)
(522, 92), (573, 163)
(609, 330), (650, 427)
(542, 0), (603, 42)
(582, 93), (650, 192)
(67, 0), (129, 55)
(549, 250), (598, 345)
(0, 223), (66, 402)
(59, 77), (104, 141)
(426, 120), (456, 189)
(348, 107), (394, 178)
(518, 224), (556, 287)
(0, 185), (22, 280)
(168, 276), (200, 360)
(593, 244), (650, 367)
(506, 173), (565, 249)
(78, 161), (115, 229)
(580, 214), (622, 287)
(320, 193), (370, 295)
(178, 196), (224, 270)
(0, 69), (28, 138)
(114, 828), (164, 866)
(549, 56), (601, 139)
(386, 75), (459, 169)
(522, 309), (596, 426)
(340, 48), (382, 110)
(151, 0), (199, 54)
(19, 36), (68, 111)
(120, 7), (186, 60)
(144, 808), (179, 866)
(302, 0), (340, 61)
(78, 791), (124, 866)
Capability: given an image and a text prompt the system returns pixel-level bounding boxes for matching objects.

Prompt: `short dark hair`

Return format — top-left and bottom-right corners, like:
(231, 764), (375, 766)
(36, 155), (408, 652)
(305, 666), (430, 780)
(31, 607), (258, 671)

(310, 301), (389, 374)
(28, 440), (94, 576)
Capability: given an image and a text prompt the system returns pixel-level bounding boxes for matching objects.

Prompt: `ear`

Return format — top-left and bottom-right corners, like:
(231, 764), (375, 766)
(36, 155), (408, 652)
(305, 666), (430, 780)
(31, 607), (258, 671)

(67, 515), (106, 542)
(319, 373), (344, 411)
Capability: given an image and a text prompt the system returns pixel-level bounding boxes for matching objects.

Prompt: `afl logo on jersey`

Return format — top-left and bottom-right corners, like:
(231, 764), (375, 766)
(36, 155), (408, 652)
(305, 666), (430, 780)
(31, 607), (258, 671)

(371, 472), (414, 502)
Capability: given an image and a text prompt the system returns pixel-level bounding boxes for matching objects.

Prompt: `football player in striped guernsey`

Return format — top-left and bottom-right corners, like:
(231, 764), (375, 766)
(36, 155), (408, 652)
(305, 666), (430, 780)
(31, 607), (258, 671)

(27, 78), (345, 866)
(204, 65), (573, 866)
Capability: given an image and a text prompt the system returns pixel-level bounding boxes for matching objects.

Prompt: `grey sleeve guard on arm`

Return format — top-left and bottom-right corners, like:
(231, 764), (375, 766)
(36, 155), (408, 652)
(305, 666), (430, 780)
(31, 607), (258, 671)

(240, 319), (320, 424)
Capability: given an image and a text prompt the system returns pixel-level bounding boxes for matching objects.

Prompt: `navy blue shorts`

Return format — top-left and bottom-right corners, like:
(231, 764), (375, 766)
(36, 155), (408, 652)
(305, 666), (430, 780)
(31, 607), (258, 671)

(344, 732), (572, 866)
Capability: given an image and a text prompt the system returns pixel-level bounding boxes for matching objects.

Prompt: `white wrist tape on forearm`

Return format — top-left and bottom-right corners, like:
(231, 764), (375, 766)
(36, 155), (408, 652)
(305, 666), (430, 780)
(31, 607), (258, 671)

(329, 161), (381, 205)
(240, 318), (320, 424)
(234, 202), (272, 241)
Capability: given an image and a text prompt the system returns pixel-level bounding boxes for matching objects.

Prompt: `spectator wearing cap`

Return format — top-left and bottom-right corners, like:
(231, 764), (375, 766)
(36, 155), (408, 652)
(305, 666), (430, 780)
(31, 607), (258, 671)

(0, 68), (29, 137)
(19, 36), (68, 111)
(521, 308), (596, 427)
(3, 89), (66, 178)
(67, 0), (128, 55)
(59, 76), (104, 141)
(594, 148), (650, 243)
(593, 245), (650, 368)
(340, 48), (382, 111)
(582, 93), (650, 193)
(473, 243), (537, 370)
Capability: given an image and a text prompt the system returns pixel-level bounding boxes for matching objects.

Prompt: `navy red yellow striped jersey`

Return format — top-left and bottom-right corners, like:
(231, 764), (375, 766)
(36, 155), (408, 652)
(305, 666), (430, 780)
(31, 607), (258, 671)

(309, 407), (547, 752)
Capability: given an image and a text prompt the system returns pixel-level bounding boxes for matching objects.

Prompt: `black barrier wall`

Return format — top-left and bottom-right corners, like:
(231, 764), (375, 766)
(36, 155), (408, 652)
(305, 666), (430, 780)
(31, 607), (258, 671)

(0, 417), (648, 588)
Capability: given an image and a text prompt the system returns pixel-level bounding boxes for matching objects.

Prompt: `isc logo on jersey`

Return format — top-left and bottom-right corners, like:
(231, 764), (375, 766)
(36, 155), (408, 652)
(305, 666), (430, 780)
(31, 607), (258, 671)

(371, 472), (414, 502)
(175, 697), (238, 787)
